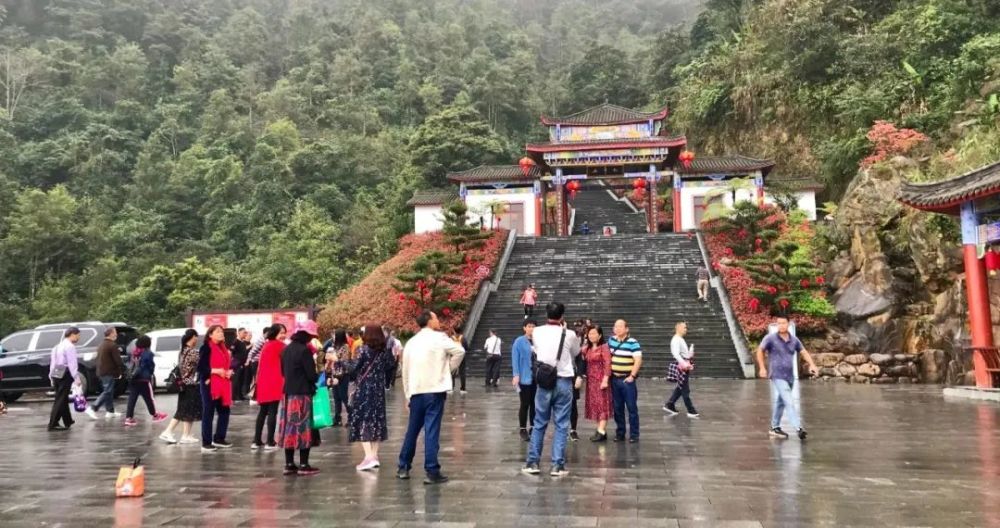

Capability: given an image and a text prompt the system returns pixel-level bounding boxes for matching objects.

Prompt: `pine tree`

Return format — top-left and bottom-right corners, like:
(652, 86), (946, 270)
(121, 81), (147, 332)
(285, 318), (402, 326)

(395, 251), (465, 315)
(739, 241), (823, 315)
(441, 200), (491, 254)
(704, 201), (781, 257)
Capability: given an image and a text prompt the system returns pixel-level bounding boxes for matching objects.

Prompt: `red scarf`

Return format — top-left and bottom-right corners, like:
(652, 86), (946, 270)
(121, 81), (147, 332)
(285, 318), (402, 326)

(209, 340), (232, 407)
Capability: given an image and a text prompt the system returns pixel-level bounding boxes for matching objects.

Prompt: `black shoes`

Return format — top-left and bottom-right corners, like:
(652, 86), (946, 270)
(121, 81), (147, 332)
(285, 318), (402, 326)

(797, 428), (808, 440)
(628, 437), (639, 444)
(298, 465), (320, 476)
(769, 427), (790, 439)
(590, 431), (607, 442)
(213, 440), (233, 448)
(283, 464), (298, 475)
(662, 403), (679, 415)
(521, 462), (541, 475)
(613, 435), (626, 443)
(549, 464), (568, 477)
(397, 468), (410, 480)
(519, 428), (530, 442)
(423, 473), (449, 485)
(569, 430), (580, 442)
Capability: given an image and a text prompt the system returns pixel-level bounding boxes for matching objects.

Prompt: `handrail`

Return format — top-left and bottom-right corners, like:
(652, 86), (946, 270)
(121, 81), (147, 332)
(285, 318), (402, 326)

(695, 230), (755, 378)
(464, 230), (517, 341)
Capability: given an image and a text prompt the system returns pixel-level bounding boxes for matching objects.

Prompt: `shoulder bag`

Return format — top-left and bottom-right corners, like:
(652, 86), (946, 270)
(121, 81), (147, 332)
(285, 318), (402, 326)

(534, 330), (566, 391)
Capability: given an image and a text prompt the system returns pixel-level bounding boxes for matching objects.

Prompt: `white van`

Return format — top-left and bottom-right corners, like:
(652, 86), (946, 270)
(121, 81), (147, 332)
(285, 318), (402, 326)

(143, 329), (204, 391)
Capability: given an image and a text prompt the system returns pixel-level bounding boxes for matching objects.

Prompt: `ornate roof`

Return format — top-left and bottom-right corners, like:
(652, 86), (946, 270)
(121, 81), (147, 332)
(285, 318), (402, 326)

(526, 135), (687, 153)
(406, 189), (457, 207)
(446, 165), (541, 183)
(540, 103), (669, 126)
(677, 155), (776, 177)
(898, 161), (1000, 215)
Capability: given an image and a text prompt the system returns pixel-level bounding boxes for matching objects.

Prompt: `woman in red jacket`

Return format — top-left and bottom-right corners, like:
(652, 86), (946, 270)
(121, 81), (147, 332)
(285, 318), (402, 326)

(252, 323), (286, 449)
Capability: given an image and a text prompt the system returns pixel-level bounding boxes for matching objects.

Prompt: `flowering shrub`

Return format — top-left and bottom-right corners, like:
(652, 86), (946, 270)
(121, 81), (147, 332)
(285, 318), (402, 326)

(319, 230), (507, 336)
(703, 205), (831, 339)
(861, 120), (929, 167)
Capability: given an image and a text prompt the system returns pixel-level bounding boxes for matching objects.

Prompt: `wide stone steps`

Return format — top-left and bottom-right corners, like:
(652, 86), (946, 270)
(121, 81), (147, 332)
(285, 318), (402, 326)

(465, 233), (744, 379)
(570, 188), (648, 235)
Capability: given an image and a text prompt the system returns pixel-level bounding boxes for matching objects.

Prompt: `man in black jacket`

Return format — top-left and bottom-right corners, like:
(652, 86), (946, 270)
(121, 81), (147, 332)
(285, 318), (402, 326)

(86, 327), (124, 419)
(230, 328), (250, 400)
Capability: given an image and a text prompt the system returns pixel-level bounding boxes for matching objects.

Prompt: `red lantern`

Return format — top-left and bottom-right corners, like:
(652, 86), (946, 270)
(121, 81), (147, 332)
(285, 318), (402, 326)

(679, 150), (695, 169)
(567, 180), (580, 192)
(778, 298), (790, 310)
(800, 278), (810, 288)
(632, 178), (647, 190)
(518, 156), (536, 176)
(987, 249), (1000, 273)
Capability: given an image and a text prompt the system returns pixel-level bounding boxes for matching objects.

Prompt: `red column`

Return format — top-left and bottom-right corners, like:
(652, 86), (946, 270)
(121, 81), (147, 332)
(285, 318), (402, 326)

(555, 182), (566, 237)
(672, 174), (682, 232)
(648, 178), (659, 233)
(961, 201), (994, 388)
(534, 196), (542, 236)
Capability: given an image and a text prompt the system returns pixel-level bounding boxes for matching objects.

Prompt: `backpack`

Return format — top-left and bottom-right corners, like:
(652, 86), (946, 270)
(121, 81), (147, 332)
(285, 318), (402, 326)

(125, 354), (141, 381)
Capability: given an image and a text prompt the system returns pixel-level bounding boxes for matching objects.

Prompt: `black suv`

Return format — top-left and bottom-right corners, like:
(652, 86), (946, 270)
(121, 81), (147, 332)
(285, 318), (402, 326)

(0, 322), (138, 401)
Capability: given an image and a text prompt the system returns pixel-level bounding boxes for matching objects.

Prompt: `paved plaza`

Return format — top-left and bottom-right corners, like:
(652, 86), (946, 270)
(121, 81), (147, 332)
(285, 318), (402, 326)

(2, 379), (1000, 527)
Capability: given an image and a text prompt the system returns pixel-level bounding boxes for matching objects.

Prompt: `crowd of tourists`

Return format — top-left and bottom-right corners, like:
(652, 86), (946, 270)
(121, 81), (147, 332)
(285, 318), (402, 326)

(39, 293), (817, 481)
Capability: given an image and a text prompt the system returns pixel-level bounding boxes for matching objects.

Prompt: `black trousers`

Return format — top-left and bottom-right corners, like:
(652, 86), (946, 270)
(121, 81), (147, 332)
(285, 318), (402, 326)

(333, 378), (350, 424)
(518, 383), (536, 429)
(254, 401), (279, 445)
(126, 379), (156, 418)
(571, 387), (580, 430)
(667, 379), (697, 413)
(485, 355), (502, 384)
(48, 373), (74, 429)
(523, 304), (534, 317)
(231, 364), (247, 400)
(452, 357), (466, 391)
(243, 362), (258, 399)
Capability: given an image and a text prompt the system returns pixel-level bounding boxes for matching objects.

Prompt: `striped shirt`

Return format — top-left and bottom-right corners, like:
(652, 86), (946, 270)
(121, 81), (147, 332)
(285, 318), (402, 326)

(608, 335), (642, 377)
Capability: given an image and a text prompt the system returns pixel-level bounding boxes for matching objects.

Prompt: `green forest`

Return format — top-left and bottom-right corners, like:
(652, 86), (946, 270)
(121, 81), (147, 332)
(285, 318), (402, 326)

(0, 0), (998, 336)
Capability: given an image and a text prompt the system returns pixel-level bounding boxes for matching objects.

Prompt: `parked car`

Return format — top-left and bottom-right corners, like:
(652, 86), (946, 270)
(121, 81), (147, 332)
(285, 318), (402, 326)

(0, 322), (138, 401)
(138, 328), (204, 392)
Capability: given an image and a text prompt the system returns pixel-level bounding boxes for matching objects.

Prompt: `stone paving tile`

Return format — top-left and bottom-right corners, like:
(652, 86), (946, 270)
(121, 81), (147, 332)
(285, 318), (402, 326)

(2, 380), (1000, 527)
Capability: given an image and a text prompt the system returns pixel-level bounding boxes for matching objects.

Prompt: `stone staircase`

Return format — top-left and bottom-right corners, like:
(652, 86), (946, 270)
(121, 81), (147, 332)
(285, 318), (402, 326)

(569, 187), (648, 235)
(465, 233), (744, 380)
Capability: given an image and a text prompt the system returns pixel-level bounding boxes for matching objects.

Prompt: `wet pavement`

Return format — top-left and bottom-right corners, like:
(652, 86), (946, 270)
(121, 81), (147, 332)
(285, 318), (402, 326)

(1, 379), (1000, 527)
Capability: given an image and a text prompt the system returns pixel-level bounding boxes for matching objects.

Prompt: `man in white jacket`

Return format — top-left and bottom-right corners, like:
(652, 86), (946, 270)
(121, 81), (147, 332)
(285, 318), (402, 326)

(663, 321), (698, 417)
(483, 329), (502, 387)
(397, 310), (465, 484)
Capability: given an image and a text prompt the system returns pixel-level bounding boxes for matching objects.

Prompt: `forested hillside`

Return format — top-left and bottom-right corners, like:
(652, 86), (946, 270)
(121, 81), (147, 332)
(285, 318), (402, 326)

(1, 0), (999, 337)
(0, 0), (703, 334)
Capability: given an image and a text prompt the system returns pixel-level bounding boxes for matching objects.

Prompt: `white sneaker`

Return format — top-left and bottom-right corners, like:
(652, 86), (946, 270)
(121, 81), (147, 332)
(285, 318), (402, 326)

(687, 412), (701, 418)
(179, 436), (199, 444)
(356, 458), (379, 471)
(250, 443), (262, 450)
(105, 411), (121, 418)
(159, 432), (178, 444)
(249, 400), (259, 406)
(85, 408), (99, 420)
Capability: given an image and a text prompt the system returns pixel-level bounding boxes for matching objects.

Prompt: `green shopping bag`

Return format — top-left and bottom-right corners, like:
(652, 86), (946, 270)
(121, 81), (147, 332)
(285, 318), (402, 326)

(312, 373), (333, 429)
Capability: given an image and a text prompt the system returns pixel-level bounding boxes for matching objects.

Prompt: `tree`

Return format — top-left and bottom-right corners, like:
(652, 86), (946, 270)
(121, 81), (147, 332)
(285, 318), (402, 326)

(739, 240), (824, 316)
(395, 251), (464, 315)
(0, 47), (47, 120)
(409, 101), (507, 187)
(703, 201), (782, 258)
(441, 200), (491, 254)
(566, 45), (643, 110)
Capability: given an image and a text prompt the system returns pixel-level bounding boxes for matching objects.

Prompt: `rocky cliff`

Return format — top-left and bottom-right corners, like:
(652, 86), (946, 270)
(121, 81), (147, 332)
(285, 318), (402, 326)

(806, 158), (979, 385)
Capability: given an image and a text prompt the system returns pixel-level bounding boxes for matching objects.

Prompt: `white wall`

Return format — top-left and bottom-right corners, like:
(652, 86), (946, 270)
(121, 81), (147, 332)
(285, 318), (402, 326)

(679, 186), (818, 230)
(414, 205), (444, 233)
(465, 191), (537, 235)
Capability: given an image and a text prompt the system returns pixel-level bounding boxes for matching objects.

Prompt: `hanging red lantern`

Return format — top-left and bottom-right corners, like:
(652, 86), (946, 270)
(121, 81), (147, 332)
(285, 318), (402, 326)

(749, 298), (761, 311)
(632, 178), (647, 190)
(518, 156), (536, 176)
(567, 180), (580, 192)
(766, 286), (778, 295)
(987, 249), (1000, 273)
(778, 298), (790, 310)
(800, 278), (810, 288)
(679, 150), (695, 169)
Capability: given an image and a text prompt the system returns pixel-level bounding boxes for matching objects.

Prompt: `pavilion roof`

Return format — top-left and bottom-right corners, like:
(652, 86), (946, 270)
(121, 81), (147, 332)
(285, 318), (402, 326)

(540, 103), (669, 126)
(446, 165), (541, 183)
(525, 135), (687, 153)
(406, 189), (457, 207)
(677, 155), (776, 177)
(898, 161), (1000, 215)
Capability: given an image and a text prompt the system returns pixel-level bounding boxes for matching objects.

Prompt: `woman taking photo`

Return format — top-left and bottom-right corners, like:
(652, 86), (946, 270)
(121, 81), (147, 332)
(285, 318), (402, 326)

(252, 323), (286, 450)
(278, 320), (321, 476)
(348, 325), (396, 471)
(583, 325), (612, 442)
(198, 325), (233, 453)
(160, 329), (202, 444)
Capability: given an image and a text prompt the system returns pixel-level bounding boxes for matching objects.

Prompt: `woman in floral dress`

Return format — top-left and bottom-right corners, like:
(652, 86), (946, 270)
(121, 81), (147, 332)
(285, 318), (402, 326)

(583, 325), (612, 442)
(348, 325), (396, 471)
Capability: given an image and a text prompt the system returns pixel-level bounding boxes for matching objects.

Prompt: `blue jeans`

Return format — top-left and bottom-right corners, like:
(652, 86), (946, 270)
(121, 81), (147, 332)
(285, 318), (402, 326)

(200, 383), (231, 447)
(91, 375), (117, 412)
(526, 377), (573, 466)
(770, 379), (801, 430)
(611, 377), (639, 439)
(398, 392), (446, 475)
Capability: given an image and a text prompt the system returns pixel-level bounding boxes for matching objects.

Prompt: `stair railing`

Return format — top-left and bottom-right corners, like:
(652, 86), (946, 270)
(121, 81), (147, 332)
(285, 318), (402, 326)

(463, 229), (518, 342)
(694, 230), (756, 378)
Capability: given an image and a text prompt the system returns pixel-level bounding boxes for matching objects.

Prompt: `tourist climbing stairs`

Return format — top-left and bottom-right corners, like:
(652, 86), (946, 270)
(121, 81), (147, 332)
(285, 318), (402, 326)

(466, 233), (744, 379)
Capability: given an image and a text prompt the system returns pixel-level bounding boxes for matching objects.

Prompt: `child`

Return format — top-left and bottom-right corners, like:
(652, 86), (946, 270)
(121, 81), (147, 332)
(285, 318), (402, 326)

(124, 335), (168, 426)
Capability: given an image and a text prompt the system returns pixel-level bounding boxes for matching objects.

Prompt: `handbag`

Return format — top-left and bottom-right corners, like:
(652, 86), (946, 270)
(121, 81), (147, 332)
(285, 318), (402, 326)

(312, 373), (333, 429)
(535, 330), (566, 391)
(115, 458), (145, 498)
(349, 349), (384, 405)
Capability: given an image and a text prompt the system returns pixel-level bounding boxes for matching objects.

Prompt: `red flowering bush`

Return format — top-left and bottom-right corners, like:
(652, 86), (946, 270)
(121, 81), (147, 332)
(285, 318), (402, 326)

(319, 230), (507, 336)
(861, 120), (929, 167)
(703, 206), (830, 339)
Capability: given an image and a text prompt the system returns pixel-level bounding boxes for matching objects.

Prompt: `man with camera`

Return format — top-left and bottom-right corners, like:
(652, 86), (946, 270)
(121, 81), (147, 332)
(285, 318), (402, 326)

(521, 302), (580, 477)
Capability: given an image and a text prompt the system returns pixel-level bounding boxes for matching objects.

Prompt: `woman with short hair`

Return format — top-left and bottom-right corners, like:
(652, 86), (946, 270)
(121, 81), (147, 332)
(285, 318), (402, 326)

(278, 321), (321, 476)
(160, 329), (202, 444)
(347, 324), (396, 471)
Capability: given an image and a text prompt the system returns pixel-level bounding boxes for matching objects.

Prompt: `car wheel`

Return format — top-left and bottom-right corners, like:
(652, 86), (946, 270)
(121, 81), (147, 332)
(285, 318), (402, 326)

(1, 392), (23, 402)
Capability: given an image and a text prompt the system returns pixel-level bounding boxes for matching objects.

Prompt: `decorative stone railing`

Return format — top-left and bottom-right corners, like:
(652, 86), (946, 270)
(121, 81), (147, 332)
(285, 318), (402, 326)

(463, 229), (517, 342)
(695, 230), (755, 378)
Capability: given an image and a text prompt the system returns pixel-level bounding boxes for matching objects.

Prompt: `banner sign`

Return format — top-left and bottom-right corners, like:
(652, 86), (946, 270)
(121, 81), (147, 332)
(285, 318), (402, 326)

(189, 310), (312, 334)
